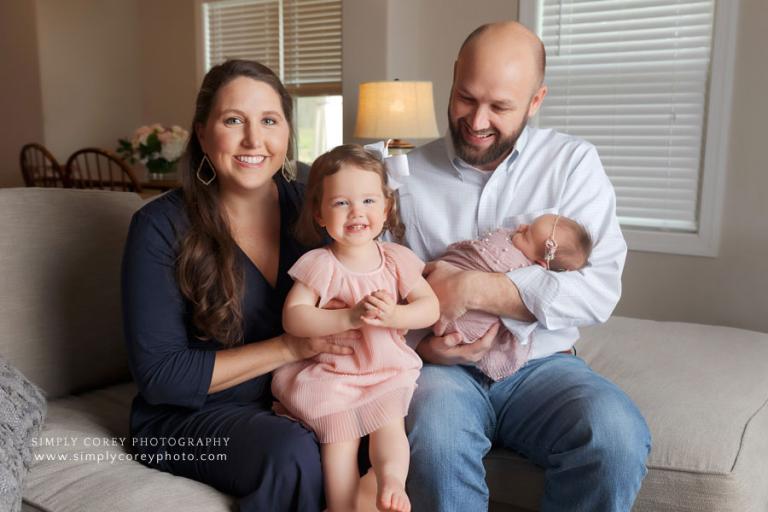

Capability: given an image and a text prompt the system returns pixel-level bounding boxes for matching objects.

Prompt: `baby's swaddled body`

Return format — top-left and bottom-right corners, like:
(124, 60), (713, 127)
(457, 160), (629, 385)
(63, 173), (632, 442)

(437, 228), (533, 380)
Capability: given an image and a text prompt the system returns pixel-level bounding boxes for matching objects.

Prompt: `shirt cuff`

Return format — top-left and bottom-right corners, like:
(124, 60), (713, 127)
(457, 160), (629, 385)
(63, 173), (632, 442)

(499, 316), (537, 345)
(506, 264), (559, 328)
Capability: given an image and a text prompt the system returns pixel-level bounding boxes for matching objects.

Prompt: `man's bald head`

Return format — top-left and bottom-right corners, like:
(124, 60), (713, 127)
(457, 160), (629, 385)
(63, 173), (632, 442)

(458, 21), (546, 88)
(448, 21), (549, 170)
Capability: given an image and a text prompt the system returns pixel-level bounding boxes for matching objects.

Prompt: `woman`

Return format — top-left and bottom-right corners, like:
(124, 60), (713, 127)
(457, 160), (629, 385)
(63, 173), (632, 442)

(121, 59), (352, 511)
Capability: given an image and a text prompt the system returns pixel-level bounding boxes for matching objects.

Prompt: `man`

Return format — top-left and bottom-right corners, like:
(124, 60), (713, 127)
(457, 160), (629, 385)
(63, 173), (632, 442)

(397, 22), (651, 511)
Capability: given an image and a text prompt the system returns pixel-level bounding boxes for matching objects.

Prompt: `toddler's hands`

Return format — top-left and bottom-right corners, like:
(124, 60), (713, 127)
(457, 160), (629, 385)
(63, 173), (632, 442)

(348, 297), (375, 328)
(361, 290), (397, 328)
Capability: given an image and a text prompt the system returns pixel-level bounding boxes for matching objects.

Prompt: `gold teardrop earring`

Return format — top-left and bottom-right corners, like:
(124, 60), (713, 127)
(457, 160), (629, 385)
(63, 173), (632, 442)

(196, 154), (217, 185)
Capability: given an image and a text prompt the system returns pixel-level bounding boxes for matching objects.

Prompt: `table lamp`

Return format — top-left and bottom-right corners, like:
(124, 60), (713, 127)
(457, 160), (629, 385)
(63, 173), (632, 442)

(354, 80), (440, 155)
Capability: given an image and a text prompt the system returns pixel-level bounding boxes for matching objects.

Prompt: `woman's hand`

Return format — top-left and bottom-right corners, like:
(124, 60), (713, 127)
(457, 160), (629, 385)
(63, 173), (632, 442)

(280, 332), (355, 363)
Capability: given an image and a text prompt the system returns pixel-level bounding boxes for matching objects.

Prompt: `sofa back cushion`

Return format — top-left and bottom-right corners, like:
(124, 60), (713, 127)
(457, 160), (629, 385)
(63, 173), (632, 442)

(0, 188), (146, 398)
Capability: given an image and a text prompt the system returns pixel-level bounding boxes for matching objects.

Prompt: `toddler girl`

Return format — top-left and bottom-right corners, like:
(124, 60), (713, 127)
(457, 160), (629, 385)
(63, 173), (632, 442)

(434, 213), (592, 380)
(271, 144), (439, 512)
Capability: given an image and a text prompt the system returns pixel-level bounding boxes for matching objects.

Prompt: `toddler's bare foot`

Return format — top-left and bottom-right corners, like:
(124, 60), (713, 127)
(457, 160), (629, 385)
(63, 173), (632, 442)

(376, 474), (410, 512)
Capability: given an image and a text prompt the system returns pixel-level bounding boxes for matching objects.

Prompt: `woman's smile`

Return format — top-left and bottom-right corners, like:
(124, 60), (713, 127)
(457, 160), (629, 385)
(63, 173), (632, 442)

(235, 154), (267, 166)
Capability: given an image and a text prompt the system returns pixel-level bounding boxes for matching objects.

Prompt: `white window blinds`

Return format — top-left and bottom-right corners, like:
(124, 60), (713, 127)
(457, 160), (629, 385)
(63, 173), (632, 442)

(536, 0), (715, 232)
(203, 0), (342, 95)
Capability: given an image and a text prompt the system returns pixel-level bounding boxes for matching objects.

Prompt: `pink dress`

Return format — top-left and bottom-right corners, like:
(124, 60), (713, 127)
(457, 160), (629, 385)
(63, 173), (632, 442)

(271, 242), (424, 443)
(436, 228), (533, 381)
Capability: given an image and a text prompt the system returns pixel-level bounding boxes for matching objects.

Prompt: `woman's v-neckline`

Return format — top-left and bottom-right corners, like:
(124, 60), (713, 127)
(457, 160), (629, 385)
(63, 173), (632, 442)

(234, 177), (284, 291)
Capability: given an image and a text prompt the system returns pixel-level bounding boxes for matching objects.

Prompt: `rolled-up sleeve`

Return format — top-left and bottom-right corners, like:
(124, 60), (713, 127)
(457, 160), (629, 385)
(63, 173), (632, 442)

(505, 145), (627, 331)
(121, 209), (215, 409)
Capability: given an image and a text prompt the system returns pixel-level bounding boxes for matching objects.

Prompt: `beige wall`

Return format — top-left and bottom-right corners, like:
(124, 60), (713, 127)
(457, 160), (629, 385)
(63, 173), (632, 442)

(616, 0), (768, 333)
(0, 0), (45, 187)
(342, 0), (389, 144)
(36, 0), (143, 161)
(136, 0), (198, 129)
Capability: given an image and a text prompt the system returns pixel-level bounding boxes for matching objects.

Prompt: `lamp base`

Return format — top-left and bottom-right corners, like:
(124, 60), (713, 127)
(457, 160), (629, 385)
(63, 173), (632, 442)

(387, 139), (415, 156)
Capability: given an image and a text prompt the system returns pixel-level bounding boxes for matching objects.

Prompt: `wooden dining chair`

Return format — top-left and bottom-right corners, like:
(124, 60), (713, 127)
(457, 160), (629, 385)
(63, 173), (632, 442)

(65, 148), (143, 193)
(19, 143), (66, 187)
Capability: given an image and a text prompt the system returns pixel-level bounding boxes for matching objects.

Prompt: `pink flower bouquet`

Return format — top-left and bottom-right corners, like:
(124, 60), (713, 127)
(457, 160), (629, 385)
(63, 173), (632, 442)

(117, 124), (189, 174)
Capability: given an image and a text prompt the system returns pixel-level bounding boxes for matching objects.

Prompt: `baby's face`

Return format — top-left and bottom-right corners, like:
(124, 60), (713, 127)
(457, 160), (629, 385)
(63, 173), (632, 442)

(511, 215), (559, 264)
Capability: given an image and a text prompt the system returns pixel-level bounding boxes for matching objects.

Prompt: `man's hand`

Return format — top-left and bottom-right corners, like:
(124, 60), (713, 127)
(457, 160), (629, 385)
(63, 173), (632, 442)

(424, 261), (471, 334)
(416, 322), (499, 365)
(426, 261), (537, 325)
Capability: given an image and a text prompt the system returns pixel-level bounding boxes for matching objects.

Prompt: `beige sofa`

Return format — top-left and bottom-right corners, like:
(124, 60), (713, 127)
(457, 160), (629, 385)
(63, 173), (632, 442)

(2, 187), (767, 512)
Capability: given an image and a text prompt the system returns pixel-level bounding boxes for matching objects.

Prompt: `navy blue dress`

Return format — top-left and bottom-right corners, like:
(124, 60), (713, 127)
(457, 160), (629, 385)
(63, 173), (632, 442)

(121, 175), (323, 511)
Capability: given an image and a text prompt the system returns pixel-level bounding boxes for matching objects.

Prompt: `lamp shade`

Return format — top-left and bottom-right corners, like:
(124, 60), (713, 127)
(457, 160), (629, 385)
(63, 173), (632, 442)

(354, 81), (439, 140)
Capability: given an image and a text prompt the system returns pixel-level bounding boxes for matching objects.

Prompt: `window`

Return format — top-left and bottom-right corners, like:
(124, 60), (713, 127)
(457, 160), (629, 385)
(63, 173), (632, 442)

(519, 0), (738, 256)
(295, 95), (343, 163)
(199, 0), (342, 163)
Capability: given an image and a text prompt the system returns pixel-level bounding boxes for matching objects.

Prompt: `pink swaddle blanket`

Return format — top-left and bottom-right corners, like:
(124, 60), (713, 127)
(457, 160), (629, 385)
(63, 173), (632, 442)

(435, 228), (534, 380)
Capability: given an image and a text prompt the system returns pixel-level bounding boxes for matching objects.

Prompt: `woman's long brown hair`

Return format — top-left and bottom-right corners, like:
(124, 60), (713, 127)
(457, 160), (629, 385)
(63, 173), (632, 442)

(176, 59), (294, 346)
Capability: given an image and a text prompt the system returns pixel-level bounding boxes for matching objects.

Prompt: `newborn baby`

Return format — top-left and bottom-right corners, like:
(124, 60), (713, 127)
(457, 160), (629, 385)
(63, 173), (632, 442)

(434, 214), (592, 380)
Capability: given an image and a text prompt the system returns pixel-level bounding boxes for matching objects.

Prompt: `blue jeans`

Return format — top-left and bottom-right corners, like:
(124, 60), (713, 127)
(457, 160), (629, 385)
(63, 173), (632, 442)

(406, 354), (651, 511)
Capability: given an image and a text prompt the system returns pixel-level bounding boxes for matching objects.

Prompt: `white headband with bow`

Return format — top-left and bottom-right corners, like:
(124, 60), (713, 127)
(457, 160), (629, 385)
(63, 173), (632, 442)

(363, 140), (410, 191)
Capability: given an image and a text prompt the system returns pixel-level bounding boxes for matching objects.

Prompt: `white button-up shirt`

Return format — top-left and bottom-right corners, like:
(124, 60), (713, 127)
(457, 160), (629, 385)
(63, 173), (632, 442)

(394, 126), (627, 360)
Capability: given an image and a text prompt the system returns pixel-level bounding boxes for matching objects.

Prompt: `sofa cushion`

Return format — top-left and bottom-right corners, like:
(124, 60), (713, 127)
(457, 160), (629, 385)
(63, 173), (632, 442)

(486, 316), (768, 512)
(0, 357), (46, 512)
(24, 382), (235, 512)
(0, 188), (145, 398)
(579, 317), (768, 512)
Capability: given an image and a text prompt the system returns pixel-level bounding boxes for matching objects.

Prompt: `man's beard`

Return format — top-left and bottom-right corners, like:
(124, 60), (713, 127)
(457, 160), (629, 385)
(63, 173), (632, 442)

(449, 112), (527, 168)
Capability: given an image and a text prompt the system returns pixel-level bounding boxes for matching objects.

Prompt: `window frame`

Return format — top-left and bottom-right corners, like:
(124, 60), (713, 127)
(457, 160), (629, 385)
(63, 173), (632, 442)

(519, 0), (739, 257)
